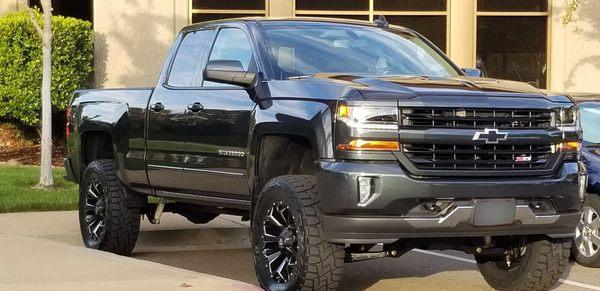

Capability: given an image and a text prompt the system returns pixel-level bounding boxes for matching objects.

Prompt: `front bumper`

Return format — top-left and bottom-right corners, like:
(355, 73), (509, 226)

(316, 161), (583, 243)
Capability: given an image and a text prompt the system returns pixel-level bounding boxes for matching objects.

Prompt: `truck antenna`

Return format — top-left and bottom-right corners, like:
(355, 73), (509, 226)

(374, 15), (389, 28)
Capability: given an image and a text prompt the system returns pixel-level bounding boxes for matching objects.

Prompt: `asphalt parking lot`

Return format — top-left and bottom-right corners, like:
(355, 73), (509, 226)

(136, 241), (600, 291)
(123, 214), (600, 291)
(1, 211), (599, 291)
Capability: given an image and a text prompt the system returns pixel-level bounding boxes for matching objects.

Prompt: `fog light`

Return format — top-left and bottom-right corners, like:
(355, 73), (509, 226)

(358, 177), (376, 206)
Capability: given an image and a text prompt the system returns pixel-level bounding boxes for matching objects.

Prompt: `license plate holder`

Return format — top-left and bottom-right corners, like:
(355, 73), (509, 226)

(473, 199), (516, 226)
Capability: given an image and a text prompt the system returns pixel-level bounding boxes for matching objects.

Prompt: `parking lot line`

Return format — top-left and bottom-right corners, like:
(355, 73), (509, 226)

(411, 249), (600, 291)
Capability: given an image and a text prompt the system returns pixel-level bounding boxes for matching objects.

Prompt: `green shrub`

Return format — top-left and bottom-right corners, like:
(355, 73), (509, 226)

(0, 10), (93, 126)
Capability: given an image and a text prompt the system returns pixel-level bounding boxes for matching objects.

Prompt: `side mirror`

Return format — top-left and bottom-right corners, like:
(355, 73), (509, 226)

(204, 60), (257, 88)
(462, 68), (482, 78)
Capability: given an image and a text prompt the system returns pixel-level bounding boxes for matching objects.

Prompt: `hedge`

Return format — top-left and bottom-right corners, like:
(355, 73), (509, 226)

(0, 10), (93, 126)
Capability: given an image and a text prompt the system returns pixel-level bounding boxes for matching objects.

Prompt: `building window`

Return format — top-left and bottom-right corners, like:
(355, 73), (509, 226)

(296, 0), (368, 11)
(191, 0), (267, 23)
(294, 14), (370, 21)
(294, 0), (448, 52)
(374, 0), (446, 11)
(29, 0), (92, 22)
(476, 0), (549, 88)
(477, 0), (547, 12)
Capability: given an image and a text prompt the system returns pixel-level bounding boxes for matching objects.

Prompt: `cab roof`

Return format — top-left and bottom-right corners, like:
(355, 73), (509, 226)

(182, 16), (417, 35)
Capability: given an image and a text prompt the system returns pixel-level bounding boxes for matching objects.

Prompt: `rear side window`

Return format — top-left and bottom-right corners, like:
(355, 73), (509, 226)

(168, 29), (213, 87)
(204, 28), (256, 87)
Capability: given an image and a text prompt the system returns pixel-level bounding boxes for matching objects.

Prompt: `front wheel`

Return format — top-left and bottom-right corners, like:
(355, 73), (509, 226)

(251, 175), (345, 291)
(78, 159), (141, 255)
(573, 195), (600, 267)
(475, 238), (570, 291)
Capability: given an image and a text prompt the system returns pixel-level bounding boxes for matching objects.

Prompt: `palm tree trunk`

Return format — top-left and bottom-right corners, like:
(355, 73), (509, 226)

(37, 0), (54, 188)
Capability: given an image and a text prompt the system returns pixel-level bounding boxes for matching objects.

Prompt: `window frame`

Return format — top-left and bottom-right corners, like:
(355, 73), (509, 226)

(473, 0), (551, 88)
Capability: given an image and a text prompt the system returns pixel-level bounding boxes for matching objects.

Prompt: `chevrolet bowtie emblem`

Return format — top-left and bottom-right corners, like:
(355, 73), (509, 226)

(472, 128), (508, 144)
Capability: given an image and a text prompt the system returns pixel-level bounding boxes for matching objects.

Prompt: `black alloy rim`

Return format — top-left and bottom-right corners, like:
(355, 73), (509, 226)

(262, 201), (298, 283)
(84, 178), (107, 242)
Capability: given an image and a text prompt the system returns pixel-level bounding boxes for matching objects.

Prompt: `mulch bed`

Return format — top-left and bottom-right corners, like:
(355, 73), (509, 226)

(0, 145), (66, 166)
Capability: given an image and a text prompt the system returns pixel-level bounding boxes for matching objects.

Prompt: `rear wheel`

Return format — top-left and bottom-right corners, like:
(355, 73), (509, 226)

(475, 238), (570, 291)
(78, 159), (141, 255)
(251, 175), (345, 291)
(573, 195), (600, 267)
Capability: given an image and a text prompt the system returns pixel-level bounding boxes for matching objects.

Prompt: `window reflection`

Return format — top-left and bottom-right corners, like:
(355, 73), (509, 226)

(168, 30), (213, 87)
(580, 102), (600, 144)
(386, 16), (447, 52)
(477, 16), (547, 88)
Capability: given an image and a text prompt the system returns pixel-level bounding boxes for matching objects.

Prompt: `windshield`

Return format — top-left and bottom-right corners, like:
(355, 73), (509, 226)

(580, 102), (600, 144)
(261, 23), (460, 80)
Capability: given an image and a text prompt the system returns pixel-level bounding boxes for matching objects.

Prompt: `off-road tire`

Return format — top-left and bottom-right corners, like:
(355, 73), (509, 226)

(573, 194), (600, 268)
(252, 175), (345, 291)
(476, 238), (571, 291)
(79, 159), (141, 256)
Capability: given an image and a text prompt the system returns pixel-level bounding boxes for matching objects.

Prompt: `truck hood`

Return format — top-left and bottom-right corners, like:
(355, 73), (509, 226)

(266, 74), (573, 103)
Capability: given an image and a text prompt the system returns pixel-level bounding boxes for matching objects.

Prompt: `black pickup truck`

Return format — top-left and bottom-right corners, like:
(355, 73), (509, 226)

(65, 18), (585, 290)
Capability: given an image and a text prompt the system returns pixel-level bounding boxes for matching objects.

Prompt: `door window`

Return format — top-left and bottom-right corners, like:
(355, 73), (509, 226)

(204, 28), (255, 87)
(167, 29), (213, 87)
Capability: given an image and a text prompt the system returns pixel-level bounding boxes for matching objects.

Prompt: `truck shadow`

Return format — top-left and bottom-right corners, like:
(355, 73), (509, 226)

(130, 227), (486, 290)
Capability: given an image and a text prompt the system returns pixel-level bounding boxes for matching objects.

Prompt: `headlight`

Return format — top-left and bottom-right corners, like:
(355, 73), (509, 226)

(555, 106), (578, 131)
(336, 102), (399, 151)
(336, 103), (398, 130)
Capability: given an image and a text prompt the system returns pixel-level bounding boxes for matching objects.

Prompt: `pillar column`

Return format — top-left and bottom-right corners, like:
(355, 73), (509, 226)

(448, 0), (477, 68)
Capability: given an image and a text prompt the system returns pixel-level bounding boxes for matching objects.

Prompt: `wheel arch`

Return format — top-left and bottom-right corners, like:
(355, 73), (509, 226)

(248, 99), (335, 213)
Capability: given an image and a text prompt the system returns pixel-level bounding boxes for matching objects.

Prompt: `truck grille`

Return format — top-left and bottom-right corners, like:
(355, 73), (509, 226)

(402, 143), (553, 171)
(400, 108), (553, 129)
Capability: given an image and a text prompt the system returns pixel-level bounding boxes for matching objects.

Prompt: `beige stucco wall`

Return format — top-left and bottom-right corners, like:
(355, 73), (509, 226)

(550, 0), (600, 94)
(268, 0), (293, 18)
(93, 0), (188, 88)
(0, 0), (20, 17)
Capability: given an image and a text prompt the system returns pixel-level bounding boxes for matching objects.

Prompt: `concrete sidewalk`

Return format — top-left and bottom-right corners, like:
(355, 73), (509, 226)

(0, 211), (258, 291)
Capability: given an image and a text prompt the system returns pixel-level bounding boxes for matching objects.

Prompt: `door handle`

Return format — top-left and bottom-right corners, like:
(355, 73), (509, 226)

(150, 102), (164, 112)
(187, 102), (204, 113)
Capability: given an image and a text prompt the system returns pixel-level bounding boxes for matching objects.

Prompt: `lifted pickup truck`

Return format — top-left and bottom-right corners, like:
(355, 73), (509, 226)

(65, 18), (585, 290)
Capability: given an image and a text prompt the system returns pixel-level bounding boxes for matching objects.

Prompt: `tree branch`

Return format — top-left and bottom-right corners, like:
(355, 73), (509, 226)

(27, 8), (43, 37)
(562, 0), (582, 25)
